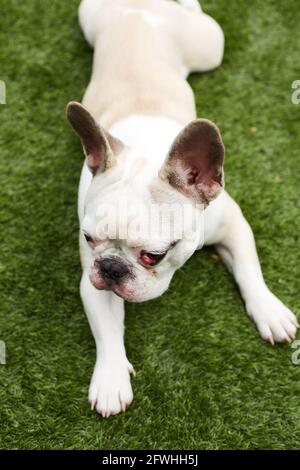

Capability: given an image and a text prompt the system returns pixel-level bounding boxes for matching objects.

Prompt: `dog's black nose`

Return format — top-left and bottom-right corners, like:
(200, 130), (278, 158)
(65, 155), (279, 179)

(99, 258), (130, 282)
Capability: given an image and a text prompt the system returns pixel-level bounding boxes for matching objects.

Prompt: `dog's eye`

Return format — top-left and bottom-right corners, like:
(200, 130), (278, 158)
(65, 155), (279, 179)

(84, 233), (93, 244)
(140, 250), (166, 267)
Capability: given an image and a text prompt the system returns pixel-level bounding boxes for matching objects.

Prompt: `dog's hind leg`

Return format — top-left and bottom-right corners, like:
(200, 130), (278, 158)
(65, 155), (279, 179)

(177, 0), (202, 13)
(78, 0), (109, 47)
(175, 2), (224, 73)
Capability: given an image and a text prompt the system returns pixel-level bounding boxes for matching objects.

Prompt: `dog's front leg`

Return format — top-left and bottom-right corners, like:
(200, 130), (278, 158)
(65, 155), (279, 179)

(214, 194), (298, 344)
(80, 272), (134, 417)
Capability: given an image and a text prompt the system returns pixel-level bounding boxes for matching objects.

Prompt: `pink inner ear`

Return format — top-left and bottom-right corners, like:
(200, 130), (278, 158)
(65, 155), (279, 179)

(186, 163), (222, 202)
(184, 136), (222, 185)
(86, 149), (103, 175)
(67, 102), (108, 176)
(165, 119), (224, 203)
(186, 161), (223, 187)
(187, 168), (198, 185)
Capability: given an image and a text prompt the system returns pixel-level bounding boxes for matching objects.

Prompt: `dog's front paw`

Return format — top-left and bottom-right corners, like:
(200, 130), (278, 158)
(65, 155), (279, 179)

(88, 359), (134, 418)
(247, 290), (299, 344)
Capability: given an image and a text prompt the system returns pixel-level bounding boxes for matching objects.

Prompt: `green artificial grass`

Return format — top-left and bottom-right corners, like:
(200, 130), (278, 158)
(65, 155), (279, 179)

(1, 0), (300, 450)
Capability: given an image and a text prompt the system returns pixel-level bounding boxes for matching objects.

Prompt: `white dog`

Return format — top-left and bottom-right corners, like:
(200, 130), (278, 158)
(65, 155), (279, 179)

(66, 0), (298, 417)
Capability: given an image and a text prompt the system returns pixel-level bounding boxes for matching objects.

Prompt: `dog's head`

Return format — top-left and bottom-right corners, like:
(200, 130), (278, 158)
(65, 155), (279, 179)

(67, 102), (225, 302)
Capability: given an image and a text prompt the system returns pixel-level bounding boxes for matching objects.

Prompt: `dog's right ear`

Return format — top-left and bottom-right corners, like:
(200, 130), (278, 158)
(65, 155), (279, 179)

(66, 101), (123, 175)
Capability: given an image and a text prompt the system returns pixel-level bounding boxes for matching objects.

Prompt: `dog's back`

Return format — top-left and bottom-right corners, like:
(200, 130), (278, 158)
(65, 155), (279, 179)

(78, 0), (224, 128)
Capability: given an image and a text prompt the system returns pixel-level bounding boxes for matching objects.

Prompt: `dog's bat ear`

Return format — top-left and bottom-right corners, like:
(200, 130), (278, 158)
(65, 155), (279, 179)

(159, 119), (225, 204)
(66, 101), (123, 175)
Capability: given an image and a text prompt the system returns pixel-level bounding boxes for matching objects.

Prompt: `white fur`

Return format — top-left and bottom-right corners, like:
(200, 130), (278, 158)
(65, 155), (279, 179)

(78, 115), (182, 220)
(80, 273), (134, 416)
(178, 0), (202, 12)
(116, 7), (166, 27)
(110, 115), (182, 171)
(76, 0), (298, 418)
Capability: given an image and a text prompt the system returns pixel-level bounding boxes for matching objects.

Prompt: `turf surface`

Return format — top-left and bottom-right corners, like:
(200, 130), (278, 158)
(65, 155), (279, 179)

(1, 0), (300, 450)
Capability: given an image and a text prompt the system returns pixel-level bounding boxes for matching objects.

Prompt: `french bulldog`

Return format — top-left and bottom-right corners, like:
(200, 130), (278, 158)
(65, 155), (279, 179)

(67, 0), (298, 417)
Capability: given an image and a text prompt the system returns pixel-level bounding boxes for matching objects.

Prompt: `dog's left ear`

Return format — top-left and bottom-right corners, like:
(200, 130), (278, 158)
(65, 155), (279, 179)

(159, 119), (225, 204)
(66, 101), (123, 175)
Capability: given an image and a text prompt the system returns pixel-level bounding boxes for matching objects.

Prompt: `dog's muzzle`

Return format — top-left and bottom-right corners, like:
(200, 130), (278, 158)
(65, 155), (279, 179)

(98, 256), (130, 283)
